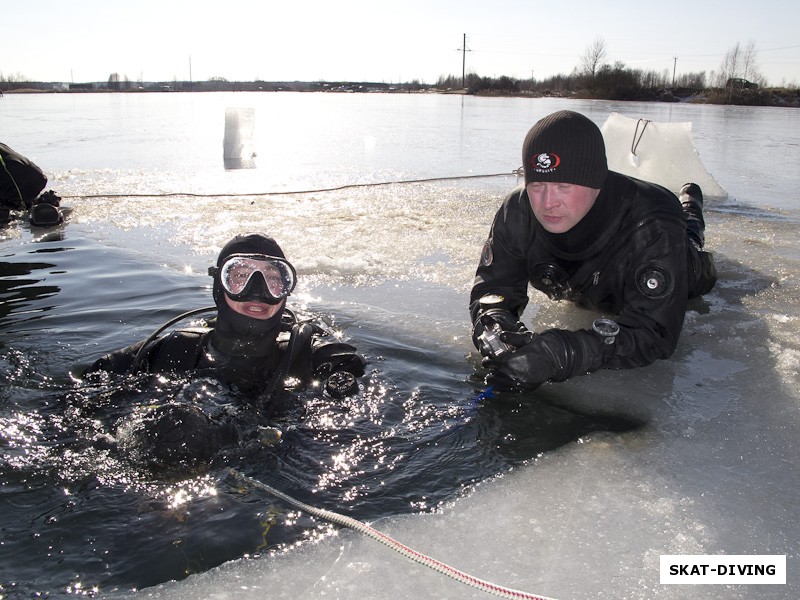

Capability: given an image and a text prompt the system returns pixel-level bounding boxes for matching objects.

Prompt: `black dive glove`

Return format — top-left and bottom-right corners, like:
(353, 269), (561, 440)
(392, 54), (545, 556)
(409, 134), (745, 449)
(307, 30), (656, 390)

(472, 307), (532, 362)
(487, 326), (615, 391)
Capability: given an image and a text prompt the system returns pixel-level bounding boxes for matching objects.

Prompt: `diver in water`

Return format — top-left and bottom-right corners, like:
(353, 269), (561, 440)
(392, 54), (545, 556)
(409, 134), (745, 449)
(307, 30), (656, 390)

(470, 110), (717, 391)
(83, 233), (366, 469)
(0, 142), (63, 226)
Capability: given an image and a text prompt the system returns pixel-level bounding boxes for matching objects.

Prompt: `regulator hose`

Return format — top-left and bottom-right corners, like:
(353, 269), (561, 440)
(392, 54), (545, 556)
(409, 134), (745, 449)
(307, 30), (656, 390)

(128, 306), (217, 375)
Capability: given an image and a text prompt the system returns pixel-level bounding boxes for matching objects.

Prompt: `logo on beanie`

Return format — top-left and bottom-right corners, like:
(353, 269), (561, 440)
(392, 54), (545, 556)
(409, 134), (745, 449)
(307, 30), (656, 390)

(531, 152), (561, 174)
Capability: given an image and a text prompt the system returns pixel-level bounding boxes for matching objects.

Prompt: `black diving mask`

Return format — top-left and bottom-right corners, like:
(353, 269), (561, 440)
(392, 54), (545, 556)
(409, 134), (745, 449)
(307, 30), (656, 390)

(209, 254), (297, 304)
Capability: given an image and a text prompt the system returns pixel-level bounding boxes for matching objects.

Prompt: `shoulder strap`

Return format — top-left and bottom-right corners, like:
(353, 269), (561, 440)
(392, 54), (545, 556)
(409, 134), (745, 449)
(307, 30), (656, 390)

(257, 323), (314, 404)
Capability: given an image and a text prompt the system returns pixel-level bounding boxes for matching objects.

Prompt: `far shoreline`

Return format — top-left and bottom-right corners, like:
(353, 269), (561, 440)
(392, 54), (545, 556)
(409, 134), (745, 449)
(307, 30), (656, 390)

(2, 80), (797, 108)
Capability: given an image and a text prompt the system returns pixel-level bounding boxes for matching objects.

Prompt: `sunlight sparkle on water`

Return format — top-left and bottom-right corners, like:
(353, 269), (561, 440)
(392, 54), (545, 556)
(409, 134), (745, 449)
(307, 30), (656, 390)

(162, 476), (218, 509)
(65, 580), (100, 597)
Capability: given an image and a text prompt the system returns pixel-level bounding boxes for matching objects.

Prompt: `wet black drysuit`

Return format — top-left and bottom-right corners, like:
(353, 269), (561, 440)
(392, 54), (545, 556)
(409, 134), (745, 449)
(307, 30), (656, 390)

(85, 313), (365, 395)
(82, 313), (366, 469)
(86, 233), (365, 392)
(1, 142), (47, 210)
(81, 233), (366, 469)
(470, 172), (717, 390)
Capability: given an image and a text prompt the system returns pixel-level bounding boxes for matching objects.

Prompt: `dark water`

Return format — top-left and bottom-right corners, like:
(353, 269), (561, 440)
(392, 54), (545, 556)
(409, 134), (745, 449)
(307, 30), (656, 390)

(0, 226), (638, 598)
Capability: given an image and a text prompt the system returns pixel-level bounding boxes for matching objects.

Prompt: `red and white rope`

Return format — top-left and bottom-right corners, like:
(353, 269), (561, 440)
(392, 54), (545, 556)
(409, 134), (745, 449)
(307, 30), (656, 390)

(228, 468), (557, 600)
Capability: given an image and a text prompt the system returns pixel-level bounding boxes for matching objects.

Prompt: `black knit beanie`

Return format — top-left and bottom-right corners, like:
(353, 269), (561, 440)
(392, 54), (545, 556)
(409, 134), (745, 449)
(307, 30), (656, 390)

(522, 110), (608, 189)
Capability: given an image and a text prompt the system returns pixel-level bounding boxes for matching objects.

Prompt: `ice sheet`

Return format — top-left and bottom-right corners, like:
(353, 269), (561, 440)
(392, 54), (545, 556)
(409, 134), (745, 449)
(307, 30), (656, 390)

(602, 112), (727, 199)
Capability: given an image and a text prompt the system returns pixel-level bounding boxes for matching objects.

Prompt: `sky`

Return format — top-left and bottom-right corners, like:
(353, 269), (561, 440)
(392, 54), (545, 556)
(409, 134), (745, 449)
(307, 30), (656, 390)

(4, 0), (799, 87)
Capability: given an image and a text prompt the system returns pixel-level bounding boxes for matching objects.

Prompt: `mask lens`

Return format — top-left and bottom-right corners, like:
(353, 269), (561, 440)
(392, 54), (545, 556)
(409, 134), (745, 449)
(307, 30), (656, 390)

(219, 255), (296, 300)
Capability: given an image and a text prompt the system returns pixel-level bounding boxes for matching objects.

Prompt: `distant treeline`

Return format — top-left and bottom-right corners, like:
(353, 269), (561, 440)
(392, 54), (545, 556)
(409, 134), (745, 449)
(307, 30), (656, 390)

(437, 68), (799, 107)
(2, 71), (798, 107)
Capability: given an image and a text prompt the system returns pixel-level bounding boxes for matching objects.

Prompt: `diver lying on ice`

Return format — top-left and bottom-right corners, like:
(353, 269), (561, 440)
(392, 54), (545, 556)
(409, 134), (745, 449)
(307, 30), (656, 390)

(469, 111), (718, 391)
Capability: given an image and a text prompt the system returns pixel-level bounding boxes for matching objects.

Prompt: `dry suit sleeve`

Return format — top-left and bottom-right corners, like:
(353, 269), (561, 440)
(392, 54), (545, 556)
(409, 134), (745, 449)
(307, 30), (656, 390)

(607, 217), (690, 369)
(470, 195), (533, 322)
(82, 341), (146, 375)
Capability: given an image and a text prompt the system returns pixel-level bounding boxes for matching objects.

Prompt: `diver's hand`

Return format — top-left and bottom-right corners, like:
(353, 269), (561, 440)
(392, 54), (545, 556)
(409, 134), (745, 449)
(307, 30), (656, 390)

(472, 307), (518, 339)
(472, 308), (532, 360)
(486, 331), (566, 391)
(499, 328), (535, 347)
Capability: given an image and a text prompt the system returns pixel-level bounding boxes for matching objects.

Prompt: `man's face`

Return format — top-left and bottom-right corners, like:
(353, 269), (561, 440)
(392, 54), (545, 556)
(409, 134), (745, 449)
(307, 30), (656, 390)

(526, 182), (600, 234)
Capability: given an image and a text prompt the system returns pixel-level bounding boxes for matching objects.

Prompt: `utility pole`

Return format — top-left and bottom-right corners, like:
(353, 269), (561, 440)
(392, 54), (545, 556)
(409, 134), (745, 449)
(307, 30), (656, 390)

(672, 56), (677, 87)
(459, 33), (471, 89)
